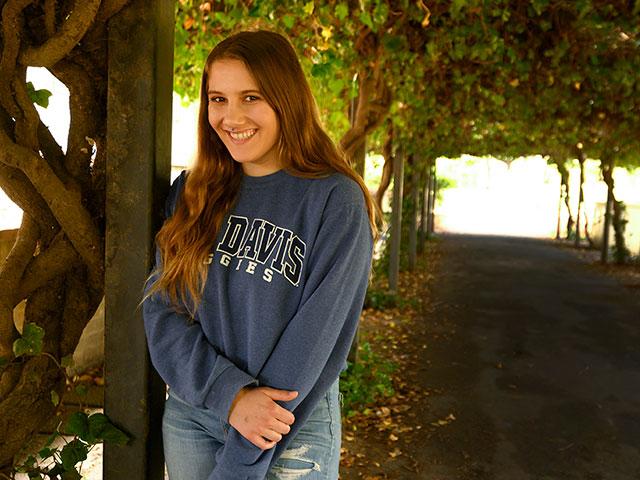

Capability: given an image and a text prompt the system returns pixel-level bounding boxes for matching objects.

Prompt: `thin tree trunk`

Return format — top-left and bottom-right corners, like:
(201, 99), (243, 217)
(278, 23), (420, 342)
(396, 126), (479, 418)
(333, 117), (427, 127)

(424, 159), (434, 240)
(389, 147), (404, 293)
(601, 156), (614, 263)
(428, 162), (437, 235)
(583, 212), (594, 248)
(353, 137), (366, 179)
(612, 200), (629, 264)
(347, 87), (367, 179)
(556, 177), (563, 240)
(408, 158), (418, 270)
(556, 158), (575, 240)
(562, 170), (574, 240)
(601, 155), (629, 264)
(575, 151), (585, 247)
(418, 165), (428, 253)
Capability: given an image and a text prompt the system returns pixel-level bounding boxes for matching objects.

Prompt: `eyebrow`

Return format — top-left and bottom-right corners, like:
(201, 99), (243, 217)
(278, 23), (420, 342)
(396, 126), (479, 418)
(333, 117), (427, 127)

(207, 89), (261, 95)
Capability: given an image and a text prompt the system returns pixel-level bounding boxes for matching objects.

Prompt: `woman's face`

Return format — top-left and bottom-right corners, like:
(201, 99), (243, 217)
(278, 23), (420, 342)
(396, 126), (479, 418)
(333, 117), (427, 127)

(207, 59), (281, 177)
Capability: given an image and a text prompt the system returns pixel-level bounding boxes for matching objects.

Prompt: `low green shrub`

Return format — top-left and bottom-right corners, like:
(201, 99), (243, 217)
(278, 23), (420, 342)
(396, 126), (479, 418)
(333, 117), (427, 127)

(339, 342), (396, 418)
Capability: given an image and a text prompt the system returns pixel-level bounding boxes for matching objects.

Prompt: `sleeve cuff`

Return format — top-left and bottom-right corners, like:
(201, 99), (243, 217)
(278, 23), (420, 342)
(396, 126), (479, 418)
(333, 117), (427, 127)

(203, 364), (258, 420)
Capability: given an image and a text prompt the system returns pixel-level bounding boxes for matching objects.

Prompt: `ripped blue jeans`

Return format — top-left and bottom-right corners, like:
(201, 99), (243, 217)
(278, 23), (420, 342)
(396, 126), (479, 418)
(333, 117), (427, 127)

(162, 379), (342, 479)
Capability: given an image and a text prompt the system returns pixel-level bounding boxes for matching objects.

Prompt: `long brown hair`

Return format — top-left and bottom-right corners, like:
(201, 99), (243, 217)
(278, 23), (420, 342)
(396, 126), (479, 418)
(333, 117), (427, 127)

(145, 30), (378, 317)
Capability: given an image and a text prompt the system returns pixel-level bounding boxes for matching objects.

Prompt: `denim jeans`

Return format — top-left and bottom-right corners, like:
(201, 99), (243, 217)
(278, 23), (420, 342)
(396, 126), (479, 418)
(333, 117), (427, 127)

(162, 379), (342, 480)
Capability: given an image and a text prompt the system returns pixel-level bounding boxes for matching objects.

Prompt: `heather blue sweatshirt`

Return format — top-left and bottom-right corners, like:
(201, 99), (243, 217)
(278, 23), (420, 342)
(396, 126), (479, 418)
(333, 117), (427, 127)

(142, 168), (373, 479)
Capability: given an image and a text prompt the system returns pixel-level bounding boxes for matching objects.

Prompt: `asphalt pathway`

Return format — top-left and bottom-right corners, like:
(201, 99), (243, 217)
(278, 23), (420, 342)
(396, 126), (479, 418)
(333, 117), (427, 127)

(413, 234), (640, 480)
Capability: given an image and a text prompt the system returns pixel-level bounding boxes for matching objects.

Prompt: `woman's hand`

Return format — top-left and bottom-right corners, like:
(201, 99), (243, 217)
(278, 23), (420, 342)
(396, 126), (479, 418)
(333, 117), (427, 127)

(227, 386), (298, 450)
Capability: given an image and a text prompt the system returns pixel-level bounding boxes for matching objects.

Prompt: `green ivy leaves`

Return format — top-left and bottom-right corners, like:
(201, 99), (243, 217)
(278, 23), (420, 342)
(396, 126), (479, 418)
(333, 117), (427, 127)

(15, 413), (130, 477)
(26, 81), (52, 108)
(65, 412), (129, 446)
(11, 324), (129, 478)
(13, 323), (45, 357)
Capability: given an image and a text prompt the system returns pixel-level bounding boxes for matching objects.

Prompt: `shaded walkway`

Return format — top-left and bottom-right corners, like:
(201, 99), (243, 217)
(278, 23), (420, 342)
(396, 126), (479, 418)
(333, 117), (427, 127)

(414, 234), (640, 480)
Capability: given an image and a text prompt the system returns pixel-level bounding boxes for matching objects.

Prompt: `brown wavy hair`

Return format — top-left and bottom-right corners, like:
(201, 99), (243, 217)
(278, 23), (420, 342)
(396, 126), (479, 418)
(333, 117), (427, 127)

(145, 30), (378, 317)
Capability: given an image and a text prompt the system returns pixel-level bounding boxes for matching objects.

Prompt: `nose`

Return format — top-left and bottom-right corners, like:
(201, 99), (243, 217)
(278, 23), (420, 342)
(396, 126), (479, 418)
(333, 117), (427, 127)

(222, 100), (246, 128)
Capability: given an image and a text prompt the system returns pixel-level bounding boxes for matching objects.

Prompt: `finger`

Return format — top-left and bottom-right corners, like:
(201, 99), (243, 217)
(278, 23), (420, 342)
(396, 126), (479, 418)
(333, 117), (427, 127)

(260, 429), (283, 443)
(269, 419), (291, 435)
(253, 435), (277, 451)
(273, 405), (295, 425)
(261, 387), (299, 401)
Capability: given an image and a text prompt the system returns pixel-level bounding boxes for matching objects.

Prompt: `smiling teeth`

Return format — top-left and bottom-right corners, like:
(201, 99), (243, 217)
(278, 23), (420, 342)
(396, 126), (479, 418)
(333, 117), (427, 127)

(230, 129), (256, 140)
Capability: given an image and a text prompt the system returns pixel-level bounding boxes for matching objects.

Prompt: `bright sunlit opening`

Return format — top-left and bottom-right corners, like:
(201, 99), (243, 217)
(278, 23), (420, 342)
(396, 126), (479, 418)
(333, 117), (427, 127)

(434, 155), (640, 254)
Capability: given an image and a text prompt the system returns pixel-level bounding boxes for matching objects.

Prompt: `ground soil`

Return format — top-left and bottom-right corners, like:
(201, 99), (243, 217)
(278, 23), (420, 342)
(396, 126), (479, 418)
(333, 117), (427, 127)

(340, 234), (640, 480)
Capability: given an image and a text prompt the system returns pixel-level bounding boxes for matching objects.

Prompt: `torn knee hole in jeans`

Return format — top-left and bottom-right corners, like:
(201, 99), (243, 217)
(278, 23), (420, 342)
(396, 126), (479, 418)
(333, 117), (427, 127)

(272, 445), (321, 478)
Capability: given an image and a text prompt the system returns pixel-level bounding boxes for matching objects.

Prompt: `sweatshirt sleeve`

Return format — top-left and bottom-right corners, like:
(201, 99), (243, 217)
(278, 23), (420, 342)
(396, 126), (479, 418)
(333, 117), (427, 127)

(209, 199), (373, 479)
(142, 171), (258, 419)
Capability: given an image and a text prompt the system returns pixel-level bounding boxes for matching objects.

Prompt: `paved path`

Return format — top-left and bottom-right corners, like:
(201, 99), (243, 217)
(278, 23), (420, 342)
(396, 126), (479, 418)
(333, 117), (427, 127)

(414, 234), (640, 480)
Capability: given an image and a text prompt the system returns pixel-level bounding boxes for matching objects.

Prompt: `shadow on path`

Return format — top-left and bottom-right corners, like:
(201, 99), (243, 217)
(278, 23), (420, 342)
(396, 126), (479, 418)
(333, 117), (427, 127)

(414, 234), (640, 480)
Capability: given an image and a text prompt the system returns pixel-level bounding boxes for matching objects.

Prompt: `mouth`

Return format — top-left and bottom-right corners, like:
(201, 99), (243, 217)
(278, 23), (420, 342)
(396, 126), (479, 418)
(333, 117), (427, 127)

(226, 129), (257, 141)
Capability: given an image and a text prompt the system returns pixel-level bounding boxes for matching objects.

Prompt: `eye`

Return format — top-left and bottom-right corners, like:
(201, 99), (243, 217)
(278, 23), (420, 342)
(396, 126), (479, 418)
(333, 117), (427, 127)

(209, 96), (225, 103)
(244, 95), (260, 102)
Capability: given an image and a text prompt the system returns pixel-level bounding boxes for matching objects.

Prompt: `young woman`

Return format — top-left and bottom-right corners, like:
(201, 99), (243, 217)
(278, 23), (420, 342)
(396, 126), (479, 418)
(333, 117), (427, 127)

(142, 30), (377, 480)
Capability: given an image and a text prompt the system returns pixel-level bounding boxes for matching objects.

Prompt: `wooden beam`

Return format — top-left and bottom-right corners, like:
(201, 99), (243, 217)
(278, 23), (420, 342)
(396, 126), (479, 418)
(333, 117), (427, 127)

(104, 1), (174, 478)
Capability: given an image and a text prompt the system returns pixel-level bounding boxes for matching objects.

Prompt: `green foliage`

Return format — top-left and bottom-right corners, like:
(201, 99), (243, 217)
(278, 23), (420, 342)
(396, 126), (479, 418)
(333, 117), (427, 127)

(612, 200), (631, 264)
(436, 175), (455, 202)
(13, 323), (45, 357)
(26, 82), (52, 108)
(13, 412), (129, 478)
(8, 324), (129, 479)
(364, 287), (419, 311)
(339, 342), (396, 417)
(364, 288), (398, 310)
(172, 1), (640, 175)
(66, 412), (129, 445)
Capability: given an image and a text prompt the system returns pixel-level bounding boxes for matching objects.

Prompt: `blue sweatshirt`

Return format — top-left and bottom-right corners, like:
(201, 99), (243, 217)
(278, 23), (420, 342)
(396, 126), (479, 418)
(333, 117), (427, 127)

(142, 168), (373, 479)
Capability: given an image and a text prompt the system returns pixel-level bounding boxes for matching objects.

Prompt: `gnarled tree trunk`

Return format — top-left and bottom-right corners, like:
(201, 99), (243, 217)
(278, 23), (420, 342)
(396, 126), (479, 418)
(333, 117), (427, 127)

(0, 1), (128, 471)
(339, 33), (392, 169)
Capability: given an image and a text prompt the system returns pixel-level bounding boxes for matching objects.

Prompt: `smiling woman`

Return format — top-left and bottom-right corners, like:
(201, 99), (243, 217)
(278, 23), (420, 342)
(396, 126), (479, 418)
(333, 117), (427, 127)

(141, 30), (378, 480)
(207, 59), (281, 177)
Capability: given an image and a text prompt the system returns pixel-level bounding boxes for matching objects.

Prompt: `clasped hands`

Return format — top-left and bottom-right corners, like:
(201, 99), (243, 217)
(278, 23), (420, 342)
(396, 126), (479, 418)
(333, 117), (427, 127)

(227, 386), (298, 450)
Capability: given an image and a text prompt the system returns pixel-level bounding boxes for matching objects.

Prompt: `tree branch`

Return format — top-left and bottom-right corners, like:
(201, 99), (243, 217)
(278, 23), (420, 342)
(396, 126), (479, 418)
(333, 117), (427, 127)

(0, 356), (63, 465)
(50, 59), (99, 188)
(0, 215), (38, 359)
(18, 0), (102, 68)
(375, 124), (394, 212)
(96, 0), (129, 23)
(0, 104), (60, 231)
(0, 0), (34, 117)
(44, 0), (56, 37)
(38, 119), (69, 183)
(12, 68), (39, 149)
(16, 231), (80, 307)
(0, 129), (103, 290)
(340, 73), (374, 155)
(0, 162), (58, 231)
(24, 276), (65, 357)
(340, 64), (392, 159)
(60, 266), (92, 358)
